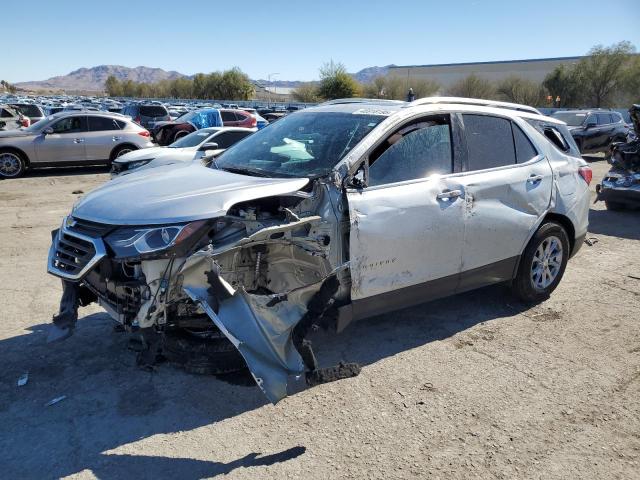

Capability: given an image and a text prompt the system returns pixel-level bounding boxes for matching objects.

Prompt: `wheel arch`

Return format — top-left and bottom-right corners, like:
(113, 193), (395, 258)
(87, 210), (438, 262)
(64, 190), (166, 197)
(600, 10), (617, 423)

(542, 212), (576, 256)
(0, 146), (31, 167)
(109, 143), (138, 161)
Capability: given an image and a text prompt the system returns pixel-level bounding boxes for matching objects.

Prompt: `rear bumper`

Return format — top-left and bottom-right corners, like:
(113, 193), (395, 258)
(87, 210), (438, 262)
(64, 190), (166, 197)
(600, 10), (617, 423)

(597, 185), (640, 206)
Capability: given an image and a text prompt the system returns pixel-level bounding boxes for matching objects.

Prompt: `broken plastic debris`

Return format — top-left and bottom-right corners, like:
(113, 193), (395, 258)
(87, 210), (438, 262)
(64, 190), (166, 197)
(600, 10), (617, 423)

(17, 373), (29, 387)
(45, 395), (67, 406)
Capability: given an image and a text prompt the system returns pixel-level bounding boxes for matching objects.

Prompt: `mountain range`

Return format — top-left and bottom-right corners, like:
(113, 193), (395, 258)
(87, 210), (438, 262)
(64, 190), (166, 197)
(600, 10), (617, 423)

(15, 64), (394, 92)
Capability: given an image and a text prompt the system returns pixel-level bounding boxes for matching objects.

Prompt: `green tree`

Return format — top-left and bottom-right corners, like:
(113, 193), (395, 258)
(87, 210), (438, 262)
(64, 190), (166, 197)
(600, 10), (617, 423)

(575, 41), (636, 107)
(446, 74), (496, 99)
(317, 60), (360, 100)
(542, 65), (583, 107)
(292, 82), (321, 103)
(496, 75), (546, 106)
(104, 75), (122, 96)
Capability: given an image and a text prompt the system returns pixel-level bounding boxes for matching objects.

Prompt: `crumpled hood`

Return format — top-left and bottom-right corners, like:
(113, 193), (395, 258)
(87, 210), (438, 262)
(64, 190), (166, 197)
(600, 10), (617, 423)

(72, 163), (309, 225)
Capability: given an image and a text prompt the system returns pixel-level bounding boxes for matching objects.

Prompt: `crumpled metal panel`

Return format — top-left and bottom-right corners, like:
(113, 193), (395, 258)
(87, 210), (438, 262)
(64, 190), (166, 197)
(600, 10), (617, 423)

(183, 284), (308, 404)
(70, 164), (309, 225)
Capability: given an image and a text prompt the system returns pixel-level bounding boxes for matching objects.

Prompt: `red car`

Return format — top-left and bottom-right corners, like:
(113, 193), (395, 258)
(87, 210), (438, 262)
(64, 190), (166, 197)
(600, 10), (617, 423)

(220, 109), (257, 128)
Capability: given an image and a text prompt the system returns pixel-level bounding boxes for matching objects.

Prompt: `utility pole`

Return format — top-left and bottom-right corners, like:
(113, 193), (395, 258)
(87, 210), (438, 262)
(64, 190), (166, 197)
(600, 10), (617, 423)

(267, 72), (279, 107)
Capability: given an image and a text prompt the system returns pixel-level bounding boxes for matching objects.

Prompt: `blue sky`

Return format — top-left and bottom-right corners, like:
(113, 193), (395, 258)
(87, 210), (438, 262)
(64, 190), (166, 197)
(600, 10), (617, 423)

(2, 0), (639, 83)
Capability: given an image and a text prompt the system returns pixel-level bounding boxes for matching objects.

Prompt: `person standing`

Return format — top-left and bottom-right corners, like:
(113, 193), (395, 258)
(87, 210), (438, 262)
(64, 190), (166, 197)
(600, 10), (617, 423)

(406, 88), (416, 102)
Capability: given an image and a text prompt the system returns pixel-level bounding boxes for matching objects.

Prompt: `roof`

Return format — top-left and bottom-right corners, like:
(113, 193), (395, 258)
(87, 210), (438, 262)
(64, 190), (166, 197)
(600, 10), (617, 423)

(390, 56), (585, 69)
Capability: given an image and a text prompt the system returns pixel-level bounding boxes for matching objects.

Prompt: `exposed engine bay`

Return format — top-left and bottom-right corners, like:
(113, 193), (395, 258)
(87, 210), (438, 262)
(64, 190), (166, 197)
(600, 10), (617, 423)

(48, 178), (360, 403)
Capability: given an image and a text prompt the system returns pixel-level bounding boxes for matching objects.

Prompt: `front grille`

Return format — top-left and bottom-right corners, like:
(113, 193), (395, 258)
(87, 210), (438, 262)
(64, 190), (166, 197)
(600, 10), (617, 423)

(48, 227), (107, 281)
(68, 217), (114, 237)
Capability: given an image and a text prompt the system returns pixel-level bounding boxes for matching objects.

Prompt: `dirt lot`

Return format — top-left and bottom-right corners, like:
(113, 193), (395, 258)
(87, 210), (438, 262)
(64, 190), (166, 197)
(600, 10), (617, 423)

(1, 160), (639, 479)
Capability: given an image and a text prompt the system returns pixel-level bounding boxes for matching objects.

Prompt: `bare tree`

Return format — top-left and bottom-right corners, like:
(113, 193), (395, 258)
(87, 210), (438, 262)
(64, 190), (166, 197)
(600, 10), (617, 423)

(446, 74), (496, 99)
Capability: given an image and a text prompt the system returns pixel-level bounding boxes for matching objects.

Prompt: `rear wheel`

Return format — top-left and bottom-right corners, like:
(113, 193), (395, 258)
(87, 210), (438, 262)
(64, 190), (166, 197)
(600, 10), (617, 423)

(512, 222), (570, 303)
(0, 149), (26, 178)
(111, 145), (137, 161)
(173, 130), (189, 142)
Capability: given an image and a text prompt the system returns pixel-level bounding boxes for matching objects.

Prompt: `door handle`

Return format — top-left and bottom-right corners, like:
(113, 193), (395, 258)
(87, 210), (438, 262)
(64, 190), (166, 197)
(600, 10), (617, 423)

(437, 189), (462, 200)
(73, 138), (84, 143)
(527, 174), (543, 183)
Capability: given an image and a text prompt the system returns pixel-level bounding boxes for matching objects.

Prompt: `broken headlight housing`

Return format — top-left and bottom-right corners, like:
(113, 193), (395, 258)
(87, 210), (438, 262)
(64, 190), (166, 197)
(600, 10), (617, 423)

(105, 220), (208, 258)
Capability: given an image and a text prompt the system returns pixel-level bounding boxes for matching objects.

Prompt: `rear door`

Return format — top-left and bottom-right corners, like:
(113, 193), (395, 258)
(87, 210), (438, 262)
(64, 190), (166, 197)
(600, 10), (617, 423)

(455, 114), (552, 291)
(347, 113), (466, 319)
(34, 115), (88, 163)
(85, 116), (124, 161)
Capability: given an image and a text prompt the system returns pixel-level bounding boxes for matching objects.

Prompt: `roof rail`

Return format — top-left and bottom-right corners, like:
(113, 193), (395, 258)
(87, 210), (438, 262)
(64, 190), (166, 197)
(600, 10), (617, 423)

(318, 98), (406, 106)
(408, 96), (541, 115)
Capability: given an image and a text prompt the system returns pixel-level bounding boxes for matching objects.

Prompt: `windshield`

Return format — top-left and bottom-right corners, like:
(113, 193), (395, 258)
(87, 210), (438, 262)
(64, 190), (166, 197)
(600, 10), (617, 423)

(179, 109), (222, 129)
(551, 112), (587, 126)
(215, 111), (385, 178)
(169, 129), (216, 148)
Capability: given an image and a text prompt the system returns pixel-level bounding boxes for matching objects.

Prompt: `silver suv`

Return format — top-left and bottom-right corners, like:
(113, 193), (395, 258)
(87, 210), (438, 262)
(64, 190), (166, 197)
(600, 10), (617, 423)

(47, 97), (591, 403)
(0, 111), (154, 178)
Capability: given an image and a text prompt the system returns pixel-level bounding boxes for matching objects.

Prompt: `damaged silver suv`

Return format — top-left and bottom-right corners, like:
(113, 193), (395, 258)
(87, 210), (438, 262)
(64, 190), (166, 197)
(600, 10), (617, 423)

(47, 97), (591, 403)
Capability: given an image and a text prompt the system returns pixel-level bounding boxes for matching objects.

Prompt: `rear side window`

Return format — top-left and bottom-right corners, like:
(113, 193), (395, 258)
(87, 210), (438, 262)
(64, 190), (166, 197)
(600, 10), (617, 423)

(369, 117), (453, 186)
(139, 106), (168, 117)
(462, 114), (516, 170)
(596, 113), (611, 125)
(512, 123), (538, 163)
(525, 119), (581, 158)
(88, 116), (121, 131)
(221, 111), (238, 122)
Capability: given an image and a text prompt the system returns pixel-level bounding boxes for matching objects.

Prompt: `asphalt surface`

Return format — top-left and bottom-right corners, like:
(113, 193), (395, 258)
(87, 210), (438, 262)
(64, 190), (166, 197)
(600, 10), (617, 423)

(0, 159), (638, 479)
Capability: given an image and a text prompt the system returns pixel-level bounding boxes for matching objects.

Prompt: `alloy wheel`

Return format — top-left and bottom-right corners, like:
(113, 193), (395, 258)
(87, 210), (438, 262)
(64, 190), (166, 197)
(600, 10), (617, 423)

(530, 235), (563, 290)
(0, 152), (22, 177)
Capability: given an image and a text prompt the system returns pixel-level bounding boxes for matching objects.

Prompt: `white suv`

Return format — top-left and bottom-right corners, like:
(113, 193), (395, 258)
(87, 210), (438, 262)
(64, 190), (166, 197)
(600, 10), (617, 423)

(47, 97), (591, 403)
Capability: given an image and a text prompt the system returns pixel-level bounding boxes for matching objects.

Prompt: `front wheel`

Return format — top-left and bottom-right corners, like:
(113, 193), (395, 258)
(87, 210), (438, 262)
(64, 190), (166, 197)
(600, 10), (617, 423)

(0, 150), (27, 178)
(512, 222), (570, 303)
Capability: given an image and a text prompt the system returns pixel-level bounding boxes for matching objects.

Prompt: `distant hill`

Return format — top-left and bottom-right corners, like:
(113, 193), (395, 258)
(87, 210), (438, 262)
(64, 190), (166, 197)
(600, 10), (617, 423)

(15, 65), (186, 92)
(16, 64), (396, 93)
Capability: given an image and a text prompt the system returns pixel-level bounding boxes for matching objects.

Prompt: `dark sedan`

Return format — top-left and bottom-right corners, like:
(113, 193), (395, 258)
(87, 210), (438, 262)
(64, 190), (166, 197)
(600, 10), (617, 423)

(151, 108), (223, 146)
(552, 110), (628, 155)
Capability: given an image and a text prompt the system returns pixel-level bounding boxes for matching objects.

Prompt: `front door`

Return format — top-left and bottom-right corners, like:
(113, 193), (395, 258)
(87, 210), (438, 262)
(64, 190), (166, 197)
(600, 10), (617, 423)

(347, 114), (465, 320)
(34, 115), (87, 163)
(455, 114), (553, 291)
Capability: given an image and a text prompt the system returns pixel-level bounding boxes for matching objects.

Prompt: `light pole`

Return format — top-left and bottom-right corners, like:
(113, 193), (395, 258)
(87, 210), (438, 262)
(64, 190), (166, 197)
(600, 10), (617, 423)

(267, 72), (279, 106)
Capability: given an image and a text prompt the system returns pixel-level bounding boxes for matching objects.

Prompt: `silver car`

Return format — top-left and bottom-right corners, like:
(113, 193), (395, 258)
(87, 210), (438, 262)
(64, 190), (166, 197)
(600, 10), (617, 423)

(0, 111), (154, 178)
(111, 126), (256, 177)
(47, 97), (591, 403)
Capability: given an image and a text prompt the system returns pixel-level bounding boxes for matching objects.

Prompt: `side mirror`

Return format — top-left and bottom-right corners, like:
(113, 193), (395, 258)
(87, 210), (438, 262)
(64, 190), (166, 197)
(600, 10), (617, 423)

(43, 127), (54, 135)
(200, 142), (219, 151)
(346, 166), (366, 189)
(585, 121), (597, 129)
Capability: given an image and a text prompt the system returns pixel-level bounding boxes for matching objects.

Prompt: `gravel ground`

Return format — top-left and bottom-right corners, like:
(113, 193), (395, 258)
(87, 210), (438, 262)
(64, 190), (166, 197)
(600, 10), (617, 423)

(0, 160), (638, 480)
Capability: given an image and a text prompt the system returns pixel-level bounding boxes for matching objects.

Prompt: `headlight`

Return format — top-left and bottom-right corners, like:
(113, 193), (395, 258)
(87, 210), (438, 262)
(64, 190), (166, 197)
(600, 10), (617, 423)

(105, 220), (208, 257)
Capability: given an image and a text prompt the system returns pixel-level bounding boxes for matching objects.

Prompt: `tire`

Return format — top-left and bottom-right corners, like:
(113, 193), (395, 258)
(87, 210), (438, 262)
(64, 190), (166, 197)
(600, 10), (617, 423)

(605, 200), (626, 211)
(162, 329), (246, 375)
(111, 145), (137, 161)
(512, 221), (570, 303)
(0, 149), (27, 178)
(173, 130), (189, 143)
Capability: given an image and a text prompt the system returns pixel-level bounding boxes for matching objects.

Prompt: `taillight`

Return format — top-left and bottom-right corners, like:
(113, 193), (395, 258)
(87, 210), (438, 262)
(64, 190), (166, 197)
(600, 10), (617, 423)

(138, 130), (150, 137)
(579, 166), (592, 185)
(249, 117), (257, 127)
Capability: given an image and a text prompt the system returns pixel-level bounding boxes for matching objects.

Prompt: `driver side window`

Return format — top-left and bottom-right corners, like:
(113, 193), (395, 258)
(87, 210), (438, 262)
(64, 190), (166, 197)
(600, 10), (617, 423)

(51, 116), (86, 134)
(368, 115), (453, 187)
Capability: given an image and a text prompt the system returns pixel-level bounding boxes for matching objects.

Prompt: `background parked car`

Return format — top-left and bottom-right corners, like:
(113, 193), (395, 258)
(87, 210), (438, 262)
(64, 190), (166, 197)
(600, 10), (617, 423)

(0, 105), (29, 130)
(0, 111), (153, 178)
(111, 126), (255, 176)
(151, 108), (224, 146)
(122, 103), (171, 131)
(240, 107), (269, 129)
(10, 103), (45, 124)
(220, 108), (257, 128)
(551, 109), (628, 155)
